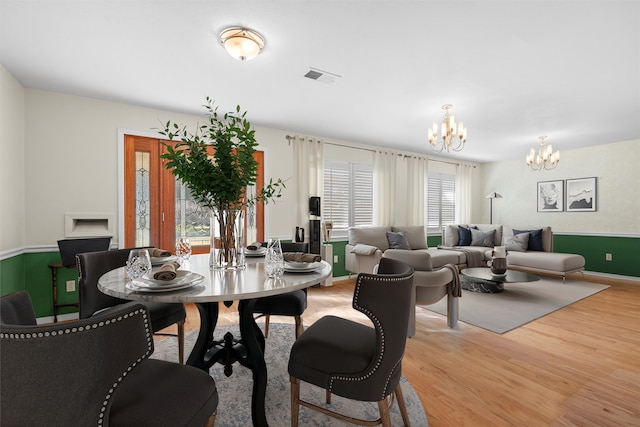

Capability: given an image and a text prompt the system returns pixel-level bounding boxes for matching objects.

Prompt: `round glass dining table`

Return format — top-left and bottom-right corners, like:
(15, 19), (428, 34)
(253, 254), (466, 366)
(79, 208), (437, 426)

(98, 253), (332, 427)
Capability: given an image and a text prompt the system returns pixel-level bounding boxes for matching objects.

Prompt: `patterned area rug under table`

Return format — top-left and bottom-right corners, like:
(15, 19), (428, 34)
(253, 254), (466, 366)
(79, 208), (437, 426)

(153, 322), (429, 426)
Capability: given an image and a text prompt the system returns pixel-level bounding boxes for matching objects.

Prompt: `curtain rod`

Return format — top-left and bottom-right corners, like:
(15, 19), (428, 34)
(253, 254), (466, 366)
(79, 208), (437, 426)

(285, 134), (475, 167)
(286, 135), (376, 153)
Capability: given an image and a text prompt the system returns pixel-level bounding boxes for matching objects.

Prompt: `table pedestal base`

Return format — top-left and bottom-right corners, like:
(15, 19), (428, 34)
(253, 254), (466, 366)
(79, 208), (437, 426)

(187, 299), (269, 427)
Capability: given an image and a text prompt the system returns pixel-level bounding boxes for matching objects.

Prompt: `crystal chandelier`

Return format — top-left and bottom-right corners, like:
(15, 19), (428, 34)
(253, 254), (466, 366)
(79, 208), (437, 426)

(526, 135), (560, 171)
(428, 104), (467, 152)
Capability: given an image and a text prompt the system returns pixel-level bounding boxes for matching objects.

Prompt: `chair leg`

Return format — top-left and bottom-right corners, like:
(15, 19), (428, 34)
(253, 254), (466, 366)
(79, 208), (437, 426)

(290, 376), (300, 427)
(178, 318), (185, 364)
(294, 315), (304, 339)
(395, 383), (411, 426)
(264, 314), (270, 338)
(325, 389), (331, 404)
(204, 411), (216, 427)
(377, 398), (392, 427)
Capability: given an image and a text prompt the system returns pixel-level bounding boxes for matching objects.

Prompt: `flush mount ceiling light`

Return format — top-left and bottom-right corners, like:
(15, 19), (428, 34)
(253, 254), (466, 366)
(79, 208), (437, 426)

(428, 104), (468, 153)
(219, 27), (265, 61)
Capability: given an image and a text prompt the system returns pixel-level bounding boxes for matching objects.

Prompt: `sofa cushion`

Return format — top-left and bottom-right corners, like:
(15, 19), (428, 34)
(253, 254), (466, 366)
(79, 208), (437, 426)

(350, 244), (379, 256)
(513, 228), (544, 251)
(458, 226), (472, 246)
(386, 231), (410, 249)
(470, 228), (495, 247)
(392, 226), (427, 249)
(444, 225), (461, 246)
(348, 226), (392, 251)
(507, 251), (585, 272)
(426, 248), (464, 268)
(505, 233), (529, 252)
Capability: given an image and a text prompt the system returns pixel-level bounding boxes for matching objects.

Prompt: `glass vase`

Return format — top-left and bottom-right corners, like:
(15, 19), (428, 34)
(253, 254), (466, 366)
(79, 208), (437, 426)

(210, 209), (245, 270)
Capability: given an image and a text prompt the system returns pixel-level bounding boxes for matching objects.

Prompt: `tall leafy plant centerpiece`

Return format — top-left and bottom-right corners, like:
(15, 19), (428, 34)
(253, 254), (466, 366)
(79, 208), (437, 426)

(159, 97), (284, 269)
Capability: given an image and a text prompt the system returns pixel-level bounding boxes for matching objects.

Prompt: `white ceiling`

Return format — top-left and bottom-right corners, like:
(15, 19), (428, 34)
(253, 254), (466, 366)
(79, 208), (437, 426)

(1, 0), (638, 163)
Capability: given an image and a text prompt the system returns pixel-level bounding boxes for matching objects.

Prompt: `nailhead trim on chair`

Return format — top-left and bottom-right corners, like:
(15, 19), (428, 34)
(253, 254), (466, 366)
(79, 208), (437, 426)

(1, 307), (153, 426)
(328, 272), (413, 401)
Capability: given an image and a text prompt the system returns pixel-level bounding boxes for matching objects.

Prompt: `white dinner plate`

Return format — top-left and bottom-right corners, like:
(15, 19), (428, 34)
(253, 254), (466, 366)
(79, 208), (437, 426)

(150, 256), (178, 265)
(127, 280), (202, 293)
(245, 248), (267, 257)
(284, 261), (323, 273)
(134, 271), (204, 288)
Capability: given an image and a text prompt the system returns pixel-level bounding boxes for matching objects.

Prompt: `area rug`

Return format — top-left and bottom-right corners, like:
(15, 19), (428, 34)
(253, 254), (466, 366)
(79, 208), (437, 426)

(420, 277), (609, 334)
(153, 323), (429, 426)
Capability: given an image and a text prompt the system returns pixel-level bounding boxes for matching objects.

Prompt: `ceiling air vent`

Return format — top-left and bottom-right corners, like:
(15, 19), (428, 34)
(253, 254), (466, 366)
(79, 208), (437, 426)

(304, 67), (341, 84)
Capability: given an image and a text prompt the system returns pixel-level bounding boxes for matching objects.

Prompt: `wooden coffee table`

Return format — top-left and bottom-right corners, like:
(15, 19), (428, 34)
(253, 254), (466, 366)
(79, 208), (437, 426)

(461, 267), (540, 293)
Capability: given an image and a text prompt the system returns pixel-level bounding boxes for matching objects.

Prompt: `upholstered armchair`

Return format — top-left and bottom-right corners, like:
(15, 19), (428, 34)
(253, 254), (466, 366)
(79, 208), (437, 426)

(0, 291), (218, 426)
(383, 249), (460, 336)
(288, 257), (414, 427)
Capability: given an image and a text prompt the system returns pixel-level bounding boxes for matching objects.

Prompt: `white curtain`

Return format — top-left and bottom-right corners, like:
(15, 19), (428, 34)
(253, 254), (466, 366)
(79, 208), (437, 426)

(374, 150), (397, 226)
(375, 151), (428, 227)
(291, 136), (324, 231)
(456, 162), (474, 223)
(405, 156), (428, 226)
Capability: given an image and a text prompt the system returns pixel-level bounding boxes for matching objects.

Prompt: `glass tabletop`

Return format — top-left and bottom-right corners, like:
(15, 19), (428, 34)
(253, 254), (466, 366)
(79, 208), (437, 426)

(461, 267), (540, 283)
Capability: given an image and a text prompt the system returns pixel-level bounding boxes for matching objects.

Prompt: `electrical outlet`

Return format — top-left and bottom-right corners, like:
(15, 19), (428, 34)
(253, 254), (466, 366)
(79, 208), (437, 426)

(605, 253), (612, 261)
(66, 280), (76, 292)
(333, 255), (338, 263)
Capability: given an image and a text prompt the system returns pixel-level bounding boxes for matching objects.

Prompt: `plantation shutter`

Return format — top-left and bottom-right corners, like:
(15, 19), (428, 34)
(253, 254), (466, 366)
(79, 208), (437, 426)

(323, 162), (350, 230)
(427, 172), (456, 232)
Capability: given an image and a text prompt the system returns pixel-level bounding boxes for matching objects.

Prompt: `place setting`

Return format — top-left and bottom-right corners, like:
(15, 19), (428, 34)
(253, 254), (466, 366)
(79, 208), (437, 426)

(148, 247), (179, 265)
(245, 241), (268, 257)
(283, 252), (323, 273)
(125, 246), (204, 293)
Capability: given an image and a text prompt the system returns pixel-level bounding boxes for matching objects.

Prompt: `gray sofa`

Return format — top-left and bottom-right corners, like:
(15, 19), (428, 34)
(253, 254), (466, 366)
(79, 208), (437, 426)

(346, 224), (586, 281)
(442, 224), (585, 281)
(345, 224), (586, 335)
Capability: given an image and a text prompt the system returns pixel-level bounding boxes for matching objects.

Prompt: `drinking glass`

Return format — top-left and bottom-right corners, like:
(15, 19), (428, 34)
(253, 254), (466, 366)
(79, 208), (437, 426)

(264, 238), (284, 278)
(176, 238), (192, 260)
(126, 249), (152, 281)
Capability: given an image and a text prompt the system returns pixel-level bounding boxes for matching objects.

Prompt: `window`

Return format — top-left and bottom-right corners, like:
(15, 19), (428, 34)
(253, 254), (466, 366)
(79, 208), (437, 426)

(427, 172), (456, 233)
(323, 160), (373, 239)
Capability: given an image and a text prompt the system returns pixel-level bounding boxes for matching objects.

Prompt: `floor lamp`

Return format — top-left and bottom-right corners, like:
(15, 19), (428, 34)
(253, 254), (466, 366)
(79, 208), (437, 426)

(486, 192), (503, 224)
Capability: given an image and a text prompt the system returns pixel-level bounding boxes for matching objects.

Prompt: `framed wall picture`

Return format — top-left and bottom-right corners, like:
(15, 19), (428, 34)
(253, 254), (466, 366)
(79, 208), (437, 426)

(566, 177), (597, 212)
(537, 180), (564, 212)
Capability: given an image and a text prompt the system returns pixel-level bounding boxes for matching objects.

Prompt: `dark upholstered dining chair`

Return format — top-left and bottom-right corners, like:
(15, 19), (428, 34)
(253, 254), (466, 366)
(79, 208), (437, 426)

(76, 248), (187, 363)
(0, 291), (218, 427)
(252, 241), (310, 339)
(288, 257), (414, 427)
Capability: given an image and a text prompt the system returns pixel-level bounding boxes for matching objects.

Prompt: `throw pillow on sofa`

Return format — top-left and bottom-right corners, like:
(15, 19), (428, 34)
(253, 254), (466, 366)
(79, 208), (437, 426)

(505, 232), (529, 252)
(458, 226), (472, 246)
(513, 229), (544, 251)
(350, 244), (379, 255)
(386, 231), (410, 250)
(470, 228), (495, 247)
(391, 226), (427, 249)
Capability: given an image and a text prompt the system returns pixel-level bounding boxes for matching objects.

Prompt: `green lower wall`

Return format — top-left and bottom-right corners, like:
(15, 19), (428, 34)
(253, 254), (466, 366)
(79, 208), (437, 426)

(554, 234), (640, 277)
(1, 234), (636, 317)
(0, 252), (80, 318)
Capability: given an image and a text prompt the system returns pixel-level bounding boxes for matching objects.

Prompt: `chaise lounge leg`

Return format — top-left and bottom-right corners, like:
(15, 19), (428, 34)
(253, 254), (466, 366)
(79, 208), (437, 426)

(447, 295), (459, 328)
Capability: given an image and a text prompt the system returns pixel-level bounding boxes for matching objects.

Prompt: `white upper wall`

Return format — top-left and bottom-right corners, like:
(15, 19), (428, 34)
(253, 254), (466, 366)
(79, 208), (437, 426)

(2, 73), (637, 253)
(0, 66), (25, 253)
(480, 139), (640, 234)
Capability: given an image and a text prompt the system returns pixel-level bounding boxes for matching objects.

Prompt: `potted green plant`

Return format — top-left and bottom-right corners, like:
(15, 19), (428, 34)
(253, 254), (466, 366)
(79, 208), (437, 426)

(159, 97), (285, 269)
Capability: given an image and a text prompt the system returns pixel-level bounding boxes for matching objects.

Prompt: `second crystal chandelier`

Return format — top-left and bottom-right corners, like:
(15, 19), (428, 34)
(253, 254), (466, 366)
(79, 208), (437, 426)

(428, 104), (467, 152)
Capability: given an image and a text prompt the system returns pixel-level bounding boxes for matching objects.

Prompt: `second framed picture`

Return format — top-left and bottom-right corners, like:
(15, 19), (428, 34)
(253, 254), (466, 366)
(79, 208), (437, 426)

(566, 177), (597, 212)
(537, 180), (564, 212)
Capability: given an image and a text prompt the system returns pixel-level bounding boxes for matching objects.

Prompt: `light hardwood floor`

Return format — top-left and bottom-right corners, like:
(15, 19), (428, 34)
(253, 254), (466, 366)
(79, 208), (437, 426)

(178, 274), (640, 427)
